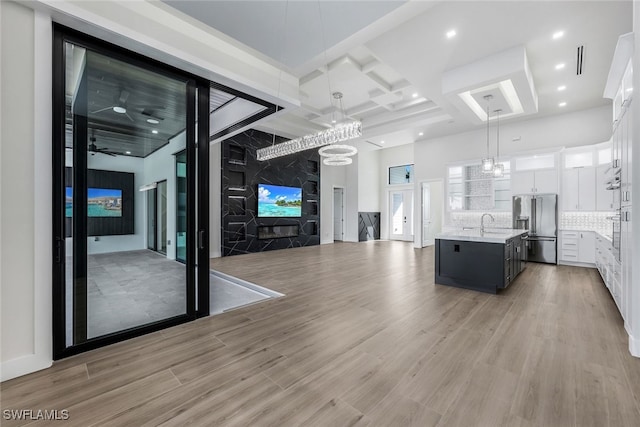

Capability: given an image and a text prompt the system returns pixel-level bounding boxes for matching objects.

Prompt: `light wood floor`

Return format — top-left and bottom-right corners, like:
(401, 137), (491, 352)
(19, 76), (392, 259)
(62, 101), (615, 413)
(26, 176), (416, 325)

(3, 241), (640, 426)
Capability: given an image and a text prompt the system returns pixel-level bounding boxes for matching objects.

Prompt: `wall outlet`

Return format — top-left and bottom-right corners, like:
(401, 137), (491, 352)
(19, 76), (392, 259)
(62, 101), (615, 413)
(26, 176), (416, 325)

(94, 237), (100, 242)
(167, 240), (171, 245)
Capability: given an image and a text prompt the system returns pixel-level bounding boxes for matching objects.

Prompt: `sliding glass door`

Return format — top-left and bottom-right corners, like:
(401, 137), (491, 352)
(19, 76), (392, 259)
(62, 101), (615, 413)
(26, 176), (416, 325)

(53, 25), (209, 358)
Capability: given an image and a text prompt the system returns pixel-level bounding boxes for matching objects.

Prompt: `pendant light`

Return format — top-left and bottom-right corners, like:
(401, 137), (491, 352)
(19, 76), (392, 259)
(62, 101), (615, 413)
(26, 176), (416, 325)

(493, 108), (504, 177)
(256, 1), (362, 162)
(481, 94), (495, 173)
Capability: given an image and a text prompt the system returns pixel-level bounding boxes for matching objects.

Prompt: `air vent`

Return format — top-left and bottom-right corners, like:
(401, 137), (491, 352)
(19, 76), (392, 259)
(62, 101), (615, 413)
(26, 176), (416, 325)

(576, 45), (584, 75)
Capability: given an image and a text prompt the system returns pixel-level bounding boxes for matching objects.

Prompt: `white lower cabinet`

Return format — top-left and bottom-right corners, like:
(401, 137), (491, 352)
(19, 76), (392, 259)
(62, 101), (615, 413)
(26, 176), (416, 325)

(560, 230), (595, 265)
(595, 232), (623, 317)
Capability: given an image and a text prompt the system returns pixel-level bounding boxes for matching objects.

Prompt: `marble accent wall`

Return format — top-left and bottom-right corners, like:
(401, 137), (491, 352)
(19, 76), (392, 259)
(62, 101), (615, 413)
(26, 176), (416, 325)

(560, 211), (613, 236)
(358, 212), (380, 241)
(222, 129), (320, 256)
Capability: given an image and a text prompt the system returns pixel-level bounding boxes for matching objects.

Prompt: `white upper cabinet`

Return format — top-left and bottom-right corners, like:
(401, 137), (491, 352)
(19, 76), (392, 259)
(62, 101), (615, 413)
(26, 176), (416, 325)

(562, 164), (596, 211)
(533, 169), (559, 194)
(511, 153), (558, 195)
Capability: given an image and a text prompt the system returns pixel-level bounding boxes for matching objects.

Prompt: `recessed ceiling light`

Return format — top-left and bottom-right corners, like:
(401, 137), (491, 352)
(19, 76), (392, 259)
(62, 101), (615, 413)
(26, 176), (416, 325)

(559, 102), (567, 107)
(152, 129), (159, 134)
(446, 29), (456, 39)
(380, 140), (385, 144)
(146, 118), (160, 124)
(555, 63), (565, 70)
(112, 106), (127, 114)
(125, 151), (131, 155)
(412, 93), (419, 98)
(557, 85), (566, 91)
(331, 119), (336, 124)
(418, 132), (424, 136)
(626, 87), (633, 92)
(552, 31), (564, 40)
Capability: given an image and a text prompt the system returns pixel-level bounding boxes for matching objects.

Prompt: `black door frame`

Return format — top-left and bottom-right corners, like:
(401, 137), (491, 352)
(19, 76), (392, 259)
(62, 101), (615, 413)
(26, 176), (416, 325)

(147, 187), (157, 251)
(52, 24), (210, 359)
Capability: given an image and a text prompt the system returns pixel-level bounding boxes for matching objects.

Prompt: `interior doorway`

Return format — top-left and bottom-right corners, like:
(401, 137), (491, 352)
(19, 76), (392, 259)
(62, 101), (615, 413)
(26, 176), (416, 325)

(146, 180), (168, 254)
(421, 180), (444, 247)
(333, 187), (345, 241)
(390, 189), (413, 241)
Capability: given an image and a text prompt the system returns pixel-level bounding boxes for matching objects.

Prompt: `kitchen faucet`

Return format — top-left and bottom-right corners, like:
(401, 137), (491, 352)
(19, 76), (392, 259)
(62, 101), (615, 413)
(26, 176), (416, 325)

(481, 213), (495, 233)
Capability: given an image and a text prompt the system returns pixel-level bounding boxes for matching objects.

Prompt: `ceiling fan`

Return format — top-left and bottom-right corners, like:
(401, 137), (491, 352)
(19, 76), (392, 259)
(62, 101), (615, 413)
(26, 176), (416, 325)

(88, 132), (118, 157)
(90, 89), (165, 123)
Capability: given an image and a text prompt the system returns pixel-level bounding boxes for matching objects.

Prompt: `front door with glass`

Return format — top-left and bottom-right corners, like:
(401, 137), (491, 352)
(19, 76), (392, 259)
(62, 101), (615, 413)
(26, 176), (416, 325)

(390, 190), (414, 241)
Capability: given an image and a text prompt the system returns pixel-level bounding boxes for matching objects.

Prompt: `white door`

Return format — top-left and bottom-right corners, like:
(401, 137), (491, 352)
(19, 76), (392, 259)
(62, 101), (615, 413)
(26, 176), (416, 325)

(390, 190), (413, 241)
(333, 188), (344, 241)
(422, 181), (443, 246)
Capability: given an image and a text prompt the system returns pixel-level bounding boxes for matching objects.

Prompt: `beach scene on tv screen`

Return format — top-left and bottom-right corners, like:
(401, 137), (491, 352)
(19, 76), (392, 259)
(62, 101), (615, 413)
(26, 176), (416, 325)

(66, 187), (123, 217)
(258, 184), (302, 217)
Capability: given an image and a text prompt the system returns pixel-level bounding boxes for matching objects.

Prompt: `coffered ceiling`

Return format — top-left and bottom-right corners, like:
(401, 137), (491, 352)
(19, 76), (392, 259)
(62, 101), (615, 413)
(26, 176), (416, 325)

(159, 0), (632, 150)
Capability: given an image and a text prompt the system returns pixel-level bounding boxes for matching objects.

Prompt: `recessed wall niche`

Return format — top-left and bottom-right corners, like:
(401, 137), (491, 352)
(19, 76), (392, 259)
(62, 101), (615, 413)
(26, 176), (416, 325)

(221, 129), (320, 256)
(228, 144), (246, 165)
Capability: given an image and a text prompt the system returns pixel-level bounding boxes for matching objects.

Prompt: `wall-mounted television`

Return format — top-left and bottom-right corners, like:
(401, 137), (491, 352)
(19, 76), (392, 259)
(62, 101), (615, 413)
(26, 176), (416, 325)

(66, 187), (123, 217)
(258, 184), (302, 218)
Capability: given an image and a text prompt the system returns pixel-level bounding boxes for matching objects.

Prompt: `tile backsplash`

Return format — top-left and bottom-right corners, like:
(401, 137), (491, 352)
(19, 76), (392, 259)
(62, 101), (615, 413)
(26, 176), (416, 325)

(560, 212), (614, 236)
(447, 211), (513, 229)
(446, 211), (614, 236)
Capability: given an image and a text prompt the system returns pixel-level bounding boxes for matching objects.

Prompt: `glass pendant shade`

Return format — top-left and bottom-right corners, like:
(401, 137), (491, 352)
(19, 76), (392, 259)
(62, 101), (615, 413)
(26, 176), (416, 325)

(482, 157), (495, 173)
(493, 163), (504, 177)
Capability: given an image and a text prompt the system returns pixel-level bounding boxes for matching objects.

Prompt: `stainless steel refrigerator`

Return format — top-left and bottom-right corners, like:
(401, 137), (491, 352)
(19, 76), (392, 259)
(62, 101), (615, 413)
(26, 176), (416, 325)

(512, 194), (558, 264)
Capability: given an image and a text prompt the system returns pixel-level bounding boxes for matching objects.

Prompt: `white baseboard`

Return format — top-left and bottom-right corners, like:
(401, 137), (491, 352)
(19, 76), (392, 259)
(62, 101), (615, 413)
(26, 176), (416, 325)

(557, 260), (596, 268)
(1, 354), (52, 382)
(629, 332), (640, 358)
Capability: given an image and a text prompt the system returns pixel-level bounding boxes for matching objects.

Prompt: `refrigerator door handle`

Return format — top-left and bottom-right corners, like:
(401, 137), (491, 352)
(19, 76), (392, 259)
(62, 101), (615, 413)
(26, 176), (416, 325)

(527, 237), (556, 242)
(531, 197), (537, 235)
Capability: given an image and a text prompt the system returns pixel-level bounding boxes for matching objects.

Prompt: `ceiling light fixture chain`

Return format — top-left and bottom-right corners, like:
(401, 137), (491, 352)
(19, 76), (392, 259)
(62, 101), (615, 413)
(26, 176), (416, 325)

(256, 0), (362, 163)
(270, 0), (289, 148)
(481, 94), (495, 174)
(493, 108), (504, 177)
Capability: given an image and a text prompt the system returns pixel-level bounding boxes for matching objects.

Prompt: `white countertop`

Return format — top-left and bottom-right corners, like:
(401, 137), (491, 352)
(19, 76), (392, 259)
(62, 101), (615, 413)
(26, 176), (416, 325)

(436, 229), (529, 244)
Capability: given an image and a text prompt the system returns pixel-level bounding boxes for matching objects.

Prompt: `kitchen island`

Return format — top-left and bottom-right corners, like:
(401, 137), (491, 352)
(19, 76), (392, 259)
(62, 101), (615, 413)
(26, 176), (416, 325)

(435, 229), (528, 294)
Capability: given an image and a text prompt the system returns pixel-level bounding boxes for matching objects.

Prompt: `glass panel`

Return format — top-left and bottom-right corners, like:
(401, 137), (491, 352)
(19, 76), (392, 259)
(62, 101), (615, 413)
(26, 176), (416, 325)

(389, 164), (414, 184)
(598, 147), (612, 165)
(392, 193), (404, 234)
(64, 39), (190, 342)
(64, 42), (82, 346)
(448, 166), (464, 211)
(147, 188), (156, 250)
(514, 154), (555, 171)
(176, 150), (187, 263)
(157, 181), (168, 254)
(565, 151), (593, 168)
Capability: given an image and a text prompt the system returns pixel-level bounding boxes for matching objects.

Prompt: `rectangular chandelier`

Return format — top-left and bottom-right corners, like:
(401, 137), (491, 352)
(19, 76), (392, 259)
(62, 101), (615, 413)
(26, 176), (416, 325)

(256, 121), (362, 161)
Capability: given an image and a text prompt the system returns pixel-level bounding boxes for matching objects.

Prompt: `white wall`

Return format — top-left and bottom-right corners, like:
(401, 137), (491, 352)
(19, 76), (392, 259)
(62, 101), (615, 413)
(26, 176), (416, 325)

(143, 131), (186, 260)
(378, 144), (415, 240)
(1, 2), (53, 381)
(411, 105), (612, 246)
(345, 155), (359, 242)
(210, 142), (222, 258)
(357, 149), (380, 212)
